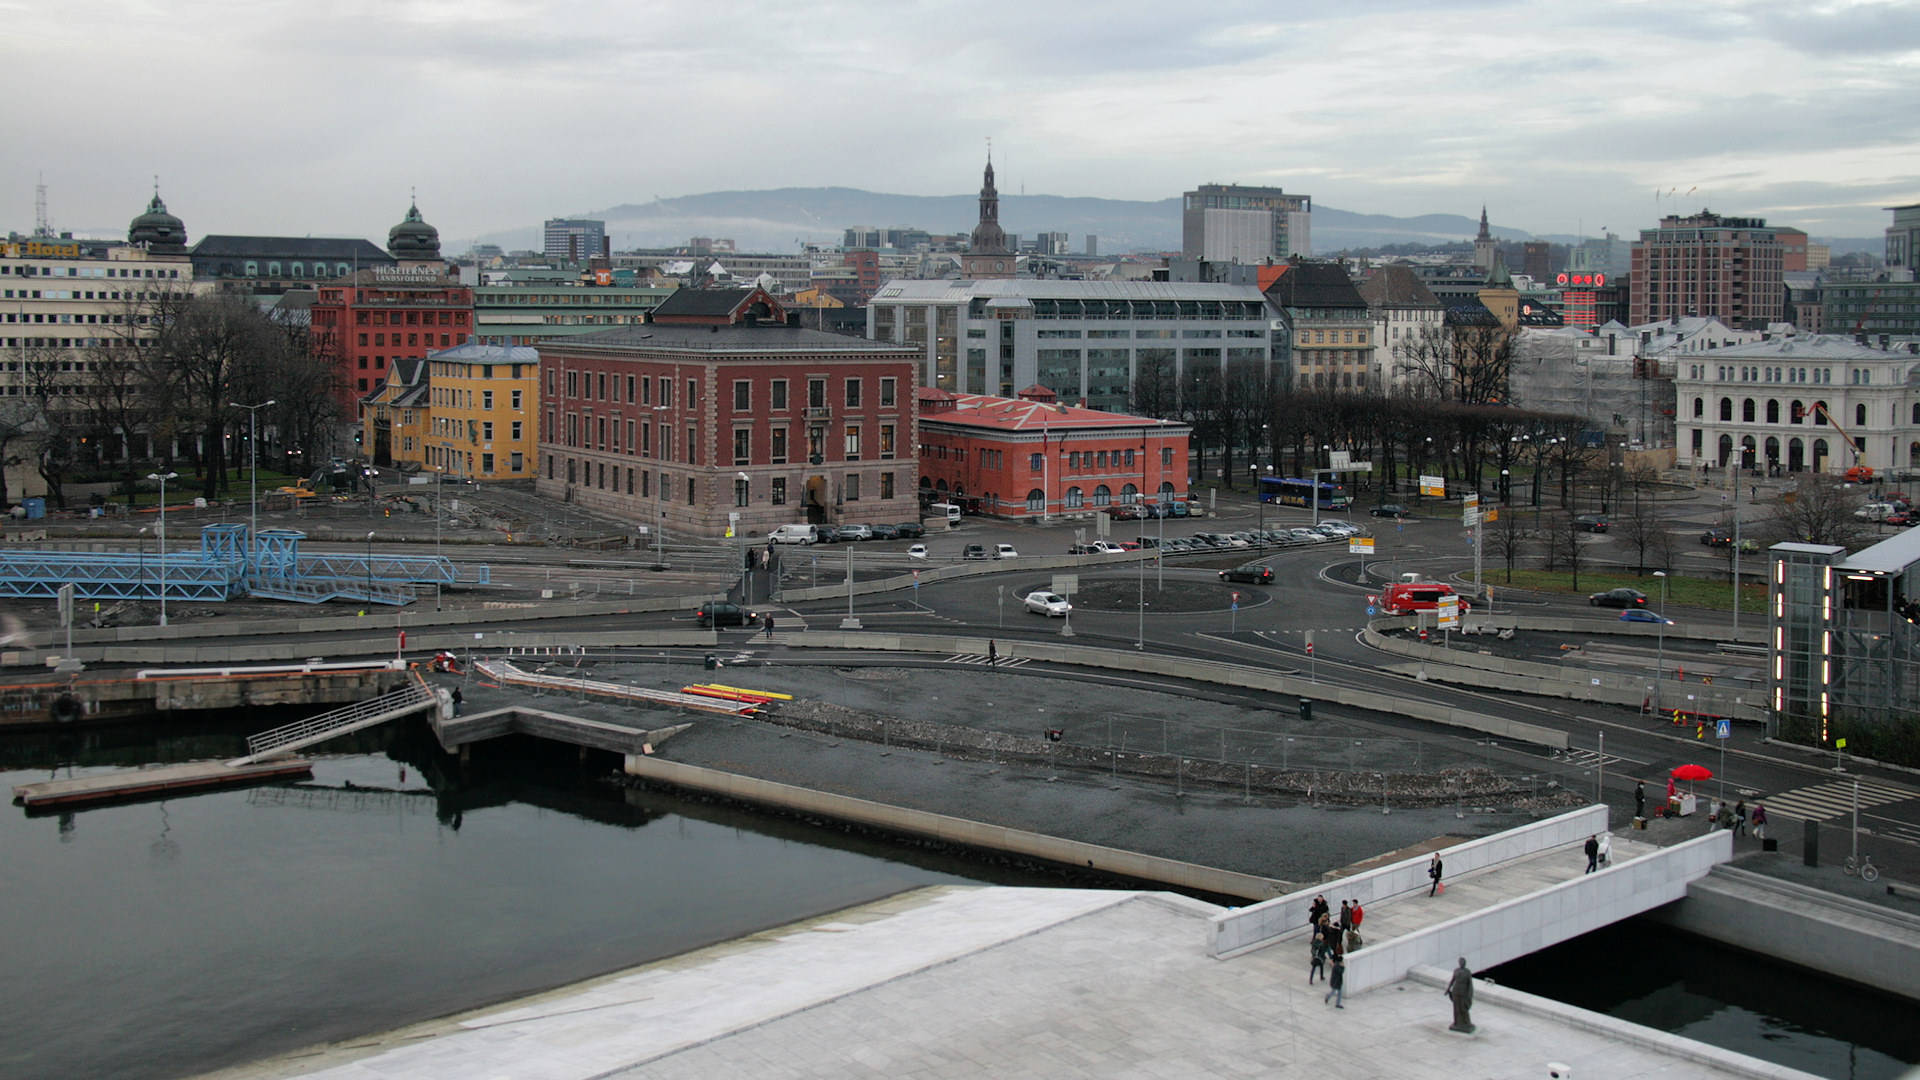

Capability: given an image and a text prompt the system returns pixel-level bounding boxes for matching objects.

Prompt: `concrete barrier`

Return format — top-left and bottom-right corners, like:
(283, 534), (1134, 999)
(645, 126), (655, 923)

(621, 752), (1289, 901)
(1645, 864), (1920, 1003)
(1208, 804), (1609, 959)
(1344, 830), (1731, 995)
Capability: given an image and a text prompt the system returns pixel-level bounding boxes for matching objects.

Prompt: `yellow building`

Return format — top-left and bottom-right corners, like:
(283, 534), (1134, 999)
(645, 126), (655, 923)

(362, 343), (539, 480)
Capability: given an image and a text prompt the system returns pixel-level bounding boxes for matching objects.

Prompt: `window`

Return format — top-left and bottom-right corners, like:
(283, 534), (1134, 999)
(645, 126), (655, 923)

(880, 424), (895, 459)
(808, 379), (826, 408)
(881, 472), (894, 500)
(879, 377), (896, 407)
(771, 427), (788, 463)
(772, 477), (787, 505)
(482, 453), (495, 474)
(845, 473), (861, 501)
(1742, 399), (1755, 423)
(734, 476), (750, 507)
(733, 380), (751, 412)
(482, 390), (493, 410)
(686, 378), (697, 407)
(482, 422), (494, 441)
(1030, 453), (1044, 473)
(771, 379), (787, 409)
(844, 425), (861, 459)
(1065, 486), (1084, 509)
(1162, 447), (1173, 466)
(1719, 398), (1733, 422)
(660, 379), (672, 408)
(1026, 489), (1045, 512)
(512, 421), (523, 441)
(1069, 452), (1080, 469)
(688, 478), (695, 504)
(733, 429), (752, 464)
(1093, 485), (1112, 507)
(845, 378), (861, 408)
(1124, 449), (1135, 466)
(626, 375), (635, 403)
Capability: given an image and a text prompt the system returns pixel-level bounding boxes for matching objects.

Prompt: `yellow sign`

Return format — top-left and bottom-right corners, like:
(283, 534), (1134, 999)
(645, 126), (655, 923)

(1348, 537), (1374, 554)
(1837, 737), (1847, 749)
(6, 240), (83, 259)
(1485, 508), (1498, 522)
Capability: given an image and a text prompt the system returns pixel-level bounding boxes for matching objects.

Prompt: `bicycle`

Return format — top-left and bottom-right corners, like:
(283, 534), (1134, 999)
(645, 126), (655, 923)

(1843, 853), (1880, 882)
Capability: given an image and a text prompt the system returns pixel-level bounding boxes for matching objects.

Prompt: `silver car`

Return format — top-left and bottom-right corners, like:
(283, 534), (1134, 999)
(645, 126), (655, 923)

(1023, 590), (1072, 617)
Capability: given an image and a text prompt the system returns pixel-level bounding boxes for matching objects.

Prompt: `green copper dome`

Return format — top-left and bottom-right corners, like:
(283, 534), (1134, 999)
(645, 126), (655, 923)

(388, 199), (441, 259)
(128, 191), (187, 253)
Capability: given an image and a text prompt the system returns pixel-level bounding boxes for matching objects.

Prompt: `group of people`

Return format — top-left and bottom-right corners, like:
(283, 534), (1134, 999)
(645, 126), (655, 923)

(1306, 894), (1365, 1008)
(1708, 797), (1765, 837)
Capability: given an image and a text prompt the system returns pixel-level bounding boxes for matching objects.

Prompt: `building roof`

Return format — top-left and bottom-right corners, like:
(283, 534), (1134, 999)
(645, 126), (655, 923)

(870, 279), (1266, 303)
(1706, 334), (1906, 362)
(544, 322), (917, 355)
(1263, 262), (1367, 310)
(1356, 265), (1442, 309)
(429, 342), (540, 365)
(916, 387), (1189, 434)
(191, 235), (395, 262)
(1838, 529), (1920, 575)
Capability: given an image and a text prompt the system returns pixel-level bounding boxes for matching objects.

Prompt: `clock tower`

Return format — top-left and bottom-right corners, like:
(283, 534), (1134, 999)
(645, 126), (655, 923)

(962, 155), (1014, 279)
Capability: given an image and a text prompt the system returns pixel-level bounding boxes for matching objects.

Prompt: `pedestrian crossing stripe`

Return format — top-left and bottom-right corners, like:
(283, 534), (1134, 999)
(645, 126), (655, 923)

(945, 653), (1031, 667)
(1553, 749), (1637, 769)
(1759, 779), (1915, 822)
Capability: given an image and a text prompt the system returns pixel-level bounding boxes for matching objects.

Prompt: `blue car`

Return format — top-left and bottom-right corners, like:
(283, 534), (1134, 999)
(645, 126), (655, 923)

(1619, 609), (1673, 624)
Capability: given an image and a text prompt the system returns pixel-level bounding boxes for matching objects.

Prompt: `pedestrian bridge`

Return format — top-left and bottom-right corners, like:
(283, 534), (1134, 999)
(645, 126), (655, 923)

(1210, 805), (1733, 994)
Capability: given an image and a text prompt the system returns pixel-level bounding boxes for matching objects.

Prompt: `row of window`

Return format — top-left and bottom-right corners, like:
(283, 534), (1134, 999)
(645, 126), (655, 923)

(1298, 329), (1370, 345)
(422, 445), (522, 475)
(348, 309), (467, 327)
(731, 376), (898, 413)
(731, 424), (897, 464)
(1024, 482), (1179, 512)
(554, 368), (690, 408)
(2, 264), (181, 279)
(1698, 396), (1920, 427)
(1027, 447), (1175, 473)
(545, 456), (901, 506)
(429, 416), (524, 442)
(358, 332), (459, 349)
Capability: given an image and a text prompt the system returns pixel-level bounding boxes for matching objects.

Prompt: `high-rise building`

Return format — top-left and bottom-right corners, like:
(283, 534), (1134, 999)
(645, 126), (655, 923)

(1182, 184), (1311, 263)
(543, 218), (606, 264)
(1628, 210), (1785, 330)
(1886, 203), (1920, 273)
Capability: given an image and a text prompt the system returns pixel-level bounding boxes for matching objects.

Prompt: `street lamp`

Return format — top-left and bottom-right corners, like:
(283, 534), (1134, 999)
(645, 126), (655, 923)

(365, 531), (376, 604)
(362, 466), (378, 518)
(433, 466), (443, 560)
(1653, 570), (1668, 711)
(735, 471), (750, 603)
(230, 399), (275, 575)
(146, 471), (177, 626)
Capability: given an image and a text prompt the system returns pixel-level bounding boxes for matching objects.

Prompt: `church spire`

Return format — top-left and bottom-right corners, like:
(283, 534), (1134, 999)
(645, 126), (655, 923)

(970, 151), (1006, 254)
(1476, 205), (1490, 241)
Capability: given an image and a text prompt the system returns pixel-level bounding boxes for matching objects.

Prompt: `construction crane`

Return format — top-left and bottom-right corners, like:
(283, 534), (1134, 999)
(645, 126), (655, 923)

(1812, 402), (1870, 479)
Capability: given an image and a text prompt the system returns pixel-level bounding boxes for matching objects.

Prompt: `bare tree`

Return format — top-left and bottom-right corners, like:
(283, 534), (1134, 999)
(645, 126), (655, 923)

(1130, 352), (1178, 420)
(0, 397), (34, 510)
(148, 292), (286, 501)
(1766, 474), (1872, 548)
(1484, 507), (1531, 583)
(21, 341), (78, 508)
(1180, 365), (1228, 488)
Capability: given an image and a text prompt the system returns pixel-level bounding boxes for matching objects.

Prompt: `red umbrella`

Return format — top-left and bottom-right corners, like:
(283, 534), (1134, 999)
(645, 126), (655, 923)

(1670, 763), (1713, 781)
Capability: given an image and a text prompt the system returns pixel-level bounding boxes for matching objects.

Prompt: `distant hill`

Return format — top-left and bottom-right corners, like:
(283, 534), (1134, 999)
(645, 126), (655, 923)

(474, 187), (1538, 256)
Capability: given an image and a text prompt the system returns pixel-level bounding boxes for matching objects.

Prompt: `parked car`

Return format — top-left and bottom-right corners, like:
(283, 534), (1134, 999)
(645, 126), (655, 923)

(1067, 543), (1096, 555)
(1023, 590), (1072, 617)
(962, 544), (989, 560)
(1317, 521), (1361, 536)
(1701, 529), (1732, 547)
(694, 602), (759, 628)
(894, 521), (926, 539)
(1588, 587), (1649, 608)
(1106, 504), (1140, 521)
(868, 523), (899, 541)
(1371, 504), (1409, 518)
(837, 523), (873, 541)
(1116, 540), (1142, 551)
(907, 543), (929, 559)
(815, 524), (842, 544)
(992, 543), (1019, 559)
(1134, 536), (1160, 549)
(1087, 540), (1125, 554)
(1168, 501), (1191, 517)
(1288, 528), (1322, 544)
(1619, 609), (1673, 624)
(1574, 515), (1610, 533)
(1229, 531), (1261, 546)
(1219, 563), (1276, 584)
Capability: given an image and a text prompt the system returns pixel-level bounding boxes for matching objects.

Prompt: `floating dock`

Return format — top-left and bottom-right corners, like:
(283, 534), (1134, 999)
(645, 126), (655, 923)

(12, 758), (313, 810)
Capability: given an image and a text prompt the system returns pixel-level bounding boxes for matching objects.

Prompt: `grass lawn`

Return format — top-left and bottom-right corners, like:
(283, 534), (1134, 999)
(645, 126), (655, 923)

(1492, 568), (1768, 613)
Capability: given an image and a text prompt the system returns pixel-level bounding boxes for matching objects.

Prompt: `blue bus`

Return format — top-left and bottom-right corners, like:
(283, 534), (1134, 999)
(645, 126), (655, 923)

(1259, 476), (1351, 510)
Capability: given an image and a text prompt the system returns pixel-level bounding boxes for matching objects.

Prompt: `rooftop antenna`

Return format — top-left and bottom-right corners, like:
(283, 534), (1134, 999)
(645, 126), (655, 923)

(34, 172), (49, 238)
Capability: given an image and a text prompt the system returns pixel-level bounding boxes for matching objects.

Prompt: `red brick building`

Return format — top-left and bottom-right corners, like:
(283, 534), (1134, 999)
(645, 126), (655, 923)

(1629, 210), (1785, 330)
(310, 266), (474, 408)
(916, 386), (1190, 519)
(534, 288), (921, 540)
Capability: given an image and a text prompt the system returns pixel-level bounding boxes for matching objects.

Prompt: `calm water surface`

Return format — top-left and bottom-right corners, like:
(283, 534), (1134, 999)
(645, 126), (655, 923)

(0, 719), (1051, 1080)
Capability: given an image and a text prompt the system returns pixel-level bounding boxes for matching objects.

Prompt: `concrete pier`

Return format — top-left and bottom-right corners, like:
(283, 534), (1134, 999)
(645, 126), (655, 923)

(12, 758), (313, 809)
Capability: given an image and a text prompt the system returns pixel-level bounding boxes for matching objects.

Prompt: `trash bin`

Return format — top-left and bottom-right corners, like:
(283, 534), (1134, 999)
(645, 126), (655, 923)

(704, 654), (718, 671)
(21, 497), (44, 520)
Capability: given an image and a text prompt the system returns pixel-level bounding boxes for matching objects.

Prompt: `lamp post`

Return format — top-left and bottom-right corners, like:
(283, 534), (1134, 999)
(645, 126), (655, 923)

(137, 526), (148, 603)
(433, 466), (443, 560)
(146, 471), (177, 625)
(652, 405), (671, 569)
(365, 530), (375, 604)
(229, 399), (275, 572)
(362, 466), (378, 518)
(735, 471), (750, 603)
(1653, 570), (1668, 711)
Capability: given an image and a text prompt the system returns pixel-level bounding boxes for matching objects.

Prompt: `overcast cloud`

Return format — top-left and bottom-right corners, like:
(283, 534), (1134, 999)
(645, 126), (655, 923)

(5, 0), (1916, 248)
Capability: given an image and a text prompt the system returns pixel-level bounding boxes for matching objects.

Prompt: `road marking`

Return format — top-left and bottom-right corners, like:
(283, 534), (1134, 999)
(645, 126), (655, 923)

(944, 653), (1032, 667)
(1552, 748), (1642, 769)
(1759, 778), (1916, 822)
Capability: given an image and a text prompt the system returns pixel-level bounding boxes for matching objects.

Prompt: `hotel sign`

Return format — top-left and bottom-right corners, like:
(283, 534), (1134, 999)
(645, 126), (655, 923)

(6, 240), (83, 258)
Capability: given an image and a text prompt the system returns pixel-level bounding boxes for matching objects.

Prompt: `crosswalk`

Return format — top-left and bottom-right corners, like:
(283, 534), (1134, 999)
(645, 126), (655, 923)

(1552, 748), (1639, 770)
(945, 653), (1033, 668)
(1758, 777), (1916, 822)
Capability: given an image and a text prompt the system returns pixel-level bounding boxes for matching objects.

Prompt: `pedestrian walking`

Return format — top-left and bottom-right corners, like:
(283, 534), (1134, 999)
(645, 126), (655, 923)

(1734, 799), (1748, 837)
(1324, 953), (1346, 1008)
(1338, 900), (1351, 936)
(1428, 852), (1444, 897)
(1347, 900), (1365, 952)
(1309, 933), (1327, 984)
(1752, 803), (1768, 840)
(1597, 832), (1611, 867)
(987, 640), (997, 667)
(1584, 834), (1599, 874)
(450, 686), (463, 717)
(1635, 781), (1646, 820)
(763, 613), (775, 639)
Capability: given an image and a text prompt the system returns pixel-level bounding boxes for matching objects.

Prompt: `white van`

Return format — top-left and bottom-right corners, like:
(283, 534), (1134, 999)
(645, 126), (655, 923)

(928, 502), (962, 525)
(768, 523), (818, 545)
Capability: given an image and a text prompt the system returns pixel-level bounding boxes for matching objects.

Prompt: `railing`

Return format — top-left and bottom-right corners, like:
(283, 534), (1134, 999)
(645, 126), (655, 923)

(238, 681), (434, 761)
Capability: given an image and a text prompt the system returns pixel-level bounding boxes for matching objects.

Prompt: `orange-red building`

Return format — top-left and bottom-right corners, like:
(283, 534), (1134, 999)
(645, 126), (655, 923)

(916, 386), (1190, 519)
(311, 267), (474, 409)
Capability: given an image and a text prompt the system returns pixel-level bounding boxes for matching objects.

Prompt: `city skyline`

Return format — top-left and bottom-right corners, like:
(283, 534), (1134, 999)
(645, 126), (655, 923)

(5, 0), (1918, 247)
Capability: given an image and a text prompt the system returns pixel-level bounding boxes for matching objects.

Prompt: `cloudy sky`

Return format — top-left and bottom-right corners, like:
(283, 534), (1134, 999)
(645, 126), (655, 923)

(6, 0), (1917, 249)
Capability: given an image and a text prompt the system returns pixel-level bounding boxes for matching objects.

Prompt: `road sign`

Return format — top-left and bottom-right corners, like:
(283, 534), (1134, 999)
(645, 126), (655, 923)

(1305, 630), (1315, 655)
(1419, 474), (1445, 497)
(1349, 537), (1374, 554)
(1437, 595), (1460, 628)
(1051, 573), (1080, 594)
(1716, 719), (1731, 740)
(1366, 605), (1377, 616)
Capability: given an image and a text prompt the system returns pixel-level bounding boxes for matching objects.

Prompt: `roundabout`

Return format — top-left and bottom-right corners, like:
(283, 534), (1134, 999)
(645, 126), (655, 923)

(1029, 574), (1277, 614)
